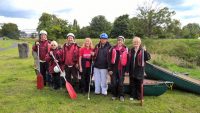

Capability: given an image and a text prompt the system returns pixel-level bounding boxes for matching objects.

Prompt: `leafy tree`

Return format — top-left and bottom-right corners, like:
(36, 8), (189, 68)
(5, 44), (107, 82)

(182, 23), (200, 38)
(0, 29), (2, 37)
(136, 0), (175, 38)
(1, 23), (20, 39)
(157, 19), (181, 38)
(111, 14), (133, 38)
(37, 13), (69, 40)
(68, 19), (81, 38)
(90, 15), (112, 38)
(77, 26), (91, 38)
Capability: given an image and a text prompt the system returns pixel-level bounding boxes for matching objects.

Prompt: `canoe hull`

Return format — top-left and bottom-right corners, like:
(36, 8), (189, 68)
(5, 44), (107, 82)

(145, 62), (200, 94)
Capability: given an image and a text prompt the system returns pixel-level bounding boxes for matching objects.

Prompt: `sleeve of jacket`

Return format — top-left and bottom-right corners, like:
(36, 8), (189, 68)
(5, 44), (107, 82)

(144, 50), (151, 61)
(107, 45), (113, 71)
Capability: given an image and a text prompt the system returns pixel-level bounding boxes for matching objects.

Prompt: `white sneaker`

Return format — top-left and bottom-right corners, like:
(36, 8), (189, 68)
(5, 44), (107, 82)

(120, 96), (125, 102)
(130, 98), (134, 101)
(112, 97), (116, 100)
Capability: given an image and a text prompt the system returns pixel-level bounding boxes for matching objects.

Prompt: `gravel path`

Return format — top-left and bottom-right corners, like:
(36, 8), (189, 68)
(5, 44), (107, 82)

(0, 43), (18, 51)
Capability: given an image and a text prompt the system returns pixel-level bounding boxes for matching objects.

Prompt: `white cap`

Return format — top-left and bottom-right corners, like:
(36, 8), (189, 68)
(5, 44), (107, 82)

(39, 30), (47, 35)
(66, 33), (75, 38)
(118, 35), (125, 42)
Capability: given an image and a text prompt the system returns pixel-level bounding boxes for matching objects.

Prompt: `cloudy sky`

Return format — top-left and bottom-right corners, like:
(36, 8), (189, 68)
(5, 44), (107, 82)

(0, 0), (200, 31)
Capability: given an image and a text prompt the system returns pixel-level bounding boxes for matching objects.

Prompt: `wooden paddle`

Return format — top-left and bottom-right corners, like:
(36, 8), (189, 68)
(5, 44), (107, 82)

(50, 52), (77, 99)
(140, 83), (144, 106)
(36, 45), (44, 89)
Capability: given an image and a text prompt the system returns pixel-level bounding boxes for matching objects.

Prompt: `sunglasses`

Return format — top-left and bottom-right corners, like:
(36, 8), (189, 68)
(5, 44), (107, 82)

(51, 45), (56, 46)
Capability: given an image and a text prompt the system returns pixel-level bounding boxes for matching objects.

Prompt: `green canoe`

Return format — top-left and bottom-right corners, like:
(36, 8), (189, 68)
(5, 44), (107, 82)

(107, 76), (173, 96)
(145, 62), (200, 94)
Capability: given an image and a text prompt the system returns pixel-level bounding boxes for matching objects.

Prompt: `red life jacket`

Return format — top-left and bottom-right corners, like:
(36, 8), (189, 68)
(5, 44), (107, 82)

(63, 43), (79, 66)
(32, 40), (50, 61)
(111, 45), (128, 67)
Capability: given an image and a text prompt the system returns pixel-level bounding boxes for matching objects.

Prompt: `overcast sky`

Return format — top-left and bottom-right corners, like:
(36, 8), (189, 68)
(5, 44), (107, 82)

(0, 0), (200, 31)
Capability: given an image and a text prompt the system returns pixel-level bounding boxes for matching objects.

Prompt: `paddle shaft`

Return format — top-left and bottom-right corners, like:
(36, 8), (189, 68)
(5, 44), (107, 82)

(88, 62), (93, 100)
(37, 45), (40, 72)
(50, 52), (67, 81)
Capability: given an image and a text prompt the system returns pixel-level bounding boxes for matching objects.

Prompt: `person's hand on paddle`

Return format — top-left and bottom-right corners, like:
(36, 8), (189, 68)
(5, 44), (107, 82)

(50, 51), (53, 55)
(91, 52), (95, 56)
(125, 72), (129, 76)
(36, 42), (40, 46)
(79, 67), (83, 73)
(108, 71), (113, 75)
(75, 64), (79, 69)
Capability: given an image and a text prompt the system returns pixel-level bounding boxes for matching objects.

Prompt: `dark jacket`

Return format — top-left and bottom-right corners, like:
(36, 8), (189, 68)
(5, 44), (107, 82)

(127, 47), (151, 79)
(93, 42), (112, 69)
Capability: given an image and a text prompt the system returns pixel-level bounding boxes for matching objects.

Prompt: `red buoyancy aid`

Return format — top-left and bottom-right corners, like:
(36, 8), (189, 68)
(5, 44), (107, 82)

(63, 43), (79, 66)
(121, 50), (128, 66)
(111, 45), (128, 66)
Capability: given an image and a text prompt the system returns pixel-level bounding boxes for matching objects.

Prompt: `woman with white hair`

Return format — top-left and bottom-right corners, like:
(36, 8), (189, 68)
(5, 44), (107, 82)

(127, 36), (151, 101)
(45, 41), (63, 90)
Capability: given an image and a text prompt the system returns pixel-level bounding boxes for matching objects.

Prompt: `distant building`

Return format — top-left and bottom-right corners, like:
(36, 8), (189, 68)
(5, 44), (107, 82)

(20, 31), (27, 38)
(21, 29), (38, 38)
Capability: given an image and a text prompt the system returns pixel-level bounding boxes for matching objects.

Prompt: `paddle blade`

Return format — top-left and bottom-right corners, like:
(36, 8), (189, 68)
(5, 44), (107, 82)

(37, 73), (44, 89)
(66, 81), (77, 99)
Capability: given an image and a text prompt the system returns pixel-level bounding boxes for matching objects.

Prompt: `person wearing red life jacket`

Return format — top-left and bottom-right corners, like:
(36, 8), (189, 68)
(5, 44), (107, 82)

(45, 41), (63, 90)
(109, 36), (128, 101)
(32, 30), (51, 86)
(126, 36), (151, 101)
(93, 33), (112, 95)
(79, 37), (94, 93)
(62, 33), (80, 91)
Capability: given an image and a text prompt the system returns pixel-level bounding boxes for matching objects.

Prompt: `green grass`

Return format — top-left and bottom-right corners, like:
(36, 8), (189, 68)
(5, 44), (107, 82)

(0, 39), (200, 113)
(0, 39), (16, 48)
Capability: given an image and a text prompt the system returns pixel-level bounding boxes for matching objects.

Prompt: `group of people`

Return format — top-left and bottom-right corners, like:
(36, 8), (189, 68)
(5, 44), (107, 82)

(32, 30), (151, 102)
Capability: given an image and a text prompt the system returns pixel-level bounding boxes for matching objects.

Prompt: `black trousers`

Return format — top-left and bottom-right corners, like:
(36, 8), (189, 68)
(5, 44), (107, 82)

(129, 77), (143, 100)
(64, 66), (79, 91)
(40, 62), (50, 86)
(52, 73), (61, 89)
(111, 71), (125, 97)
(80, 67), (91, 92)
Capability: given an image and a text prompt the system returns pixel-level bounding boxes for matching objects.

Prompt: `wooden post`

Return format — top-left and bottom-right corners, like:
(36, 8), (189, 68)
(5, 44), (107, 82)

(18, 43), (29, 58)
(140, 83), (144, 106)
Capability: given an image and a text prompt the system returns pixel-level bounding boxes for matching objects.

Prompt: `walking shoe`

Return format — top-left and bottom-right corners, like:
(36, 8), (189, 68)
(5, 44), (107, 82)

(129, 98), (134, 101)
(112, 97), (116, 100)
(120, 96), (125, 102)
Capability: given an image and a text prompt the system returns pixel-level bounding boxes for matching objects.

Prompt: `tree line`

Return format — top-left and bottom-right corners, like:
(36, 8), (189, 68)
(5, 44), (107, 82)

(0, 2), (200, 40)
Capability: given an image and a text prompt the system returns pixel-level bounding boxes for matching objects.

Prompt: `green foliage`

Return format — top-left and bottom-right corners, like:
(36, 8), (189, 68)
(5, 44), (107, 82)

(136, 1), (176, 38)
(37, 13), (69, 40)
(182, 23), (200, 38)
(110, 14), (133, 38)
(77, 26), (91, 38)
(90, 15), (112, 38)
(1, 23), (20, 39)
(0, 29), (2, 37)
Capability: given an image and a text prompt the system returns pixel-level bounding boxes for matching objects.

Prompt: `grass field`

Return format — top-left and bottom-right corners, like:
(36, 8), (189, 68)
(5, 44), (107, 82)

(0, 39), (200, 113)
